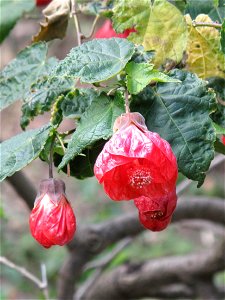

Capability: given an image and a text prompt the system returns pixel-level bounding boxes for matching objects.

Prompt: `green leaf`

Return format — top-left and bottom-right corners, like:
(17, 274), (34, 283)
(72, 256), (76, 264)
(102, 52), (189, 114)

(213, 122), (225, 135)
(0, 42), (58, 110)
(131, 69), (217, 186)
(209, 6), (225, 23)
(125, 62), (180, 95)
(221, 20), (225, 54)
(58, 92), (125, 169)
(0, 124), (51, 181)
(54, 140), (106, 179)
(185, 0), (215, 18)
(20, 76), (74, 129)
(113, 0), (187, 67)
(0, 0), (35, 43)
(61, 89), (100, 118)
(53, 38), (135, 83)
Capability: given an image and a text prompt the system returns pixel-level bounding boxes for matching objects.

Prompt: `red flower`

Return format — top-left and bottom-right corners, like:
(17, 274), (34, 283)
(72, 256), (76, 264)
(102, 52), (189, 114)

(36, 0), (51, 6)
(29, 179), (76, 248)
(95, 19), (135, 39)
(94, 112), (178, 201)
(222, 135), (225, 146)
(134, 188), (177, 231)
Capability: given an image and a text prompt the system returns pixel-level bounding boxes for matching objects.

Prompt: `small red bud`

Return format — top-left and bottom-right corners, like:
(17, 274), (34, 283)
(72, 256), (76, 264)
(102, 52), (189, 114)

(94, 112), (178, 201)
(29, 179), (76, 248)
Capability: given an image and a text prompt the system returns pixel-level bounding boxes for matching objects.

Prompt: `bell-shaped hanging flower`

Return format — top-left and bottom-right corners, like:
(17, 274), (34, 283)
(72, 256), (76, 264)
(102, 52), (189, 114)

(94, 112), (178, 201)
(29, 179), (76, 248)
(134, 188), (177, 231)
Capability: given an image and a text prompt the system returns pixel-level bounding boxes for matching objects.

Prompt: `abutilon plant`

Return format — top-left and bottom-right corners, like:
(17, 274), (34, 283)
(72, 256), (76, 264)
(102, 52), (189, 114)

(29, 178), (76, 248)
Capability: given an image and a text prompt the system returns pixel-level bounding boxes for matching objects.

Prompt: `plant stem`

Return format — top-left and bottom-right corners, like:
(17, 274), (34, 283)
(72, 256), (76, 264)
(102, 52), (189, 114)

(192, 21), (222, 29)
(56, 133), (71, 177)
(124, 90), (130, 114)
(71, 0), (83, 46)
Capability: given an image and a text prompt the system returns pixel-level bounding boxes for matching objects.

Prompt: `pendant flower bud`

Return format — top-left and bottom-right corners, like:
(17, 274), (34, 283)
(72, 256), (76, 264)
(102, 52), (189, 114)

(29, 179), (76, 248)
(134, 188), (177, 231)
(94, 112), (178, 201)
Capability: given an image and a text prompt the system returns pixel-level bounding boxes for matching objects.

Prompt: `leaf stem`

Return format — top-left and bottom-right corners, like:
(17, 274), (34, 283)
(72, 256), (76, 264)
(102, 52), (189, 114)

(56, 133), (71, 177)
(85, 15), (100, 39)
(192, 21), (222, 29)
(124, 90), (130, 114)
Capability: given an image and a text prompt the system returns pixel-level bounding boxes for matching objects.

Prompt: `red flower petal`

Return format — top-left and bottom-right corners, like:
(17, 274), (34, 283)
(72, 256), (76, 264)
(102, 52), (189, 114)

(139, 212), (172, 231)
(134, 188), (177, 220)
(94, 113), (178, 200)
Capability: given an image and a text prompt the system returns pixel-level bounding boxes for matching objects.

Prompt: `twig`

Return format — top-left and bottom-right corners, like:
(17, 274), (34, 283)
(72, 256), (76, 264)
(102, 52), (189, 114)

(74, 238), (132, 300)
(192, 21), (222, 29)
(71, 0), (83, 45)
(56, 133), (71, 177)
(85, 15), (100, 39)
(0, 257), (49, 299)
(177, 154), (225, 196)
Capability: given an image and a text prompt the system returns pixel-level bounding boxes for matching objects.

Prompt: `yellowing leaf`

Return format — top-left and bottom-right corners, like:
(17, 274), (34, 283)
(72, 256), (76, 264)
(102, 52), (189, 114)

(113, 0), (187, 67)
(33, 0), (70, 42)
(185, 14), (225, 79)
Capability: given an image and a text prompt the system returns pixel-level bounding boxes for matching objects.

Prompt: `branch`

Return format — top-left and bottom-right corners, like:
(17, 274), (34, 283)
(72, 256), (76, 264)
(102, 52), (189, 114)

(84, 237), (225, 300)
(176, 154), (225, 196)
(192, 21), (222, 29)
(6, 170), (36, 210)
(0, 257), (49, 299)
(75, 238), (132, 300)
(57, 196), (225, 299)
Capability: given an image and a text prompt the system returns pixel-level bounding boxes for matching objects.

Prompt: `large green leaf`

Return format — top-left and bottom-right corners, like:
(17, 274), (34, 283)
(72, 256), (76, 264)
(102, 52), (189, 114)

(0, 0), (35, 43)
(0, 42), (57, 110)
(20, 76), (74, 129)
(0, 124), (51, 181)
(52, 38), (135, 83)
(185, 0), (215, 18)
(58, 92), (125, 169)
(131, 69), (217, 186)
(125, 62), (180, 95)
(112, 0), (187, 67)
